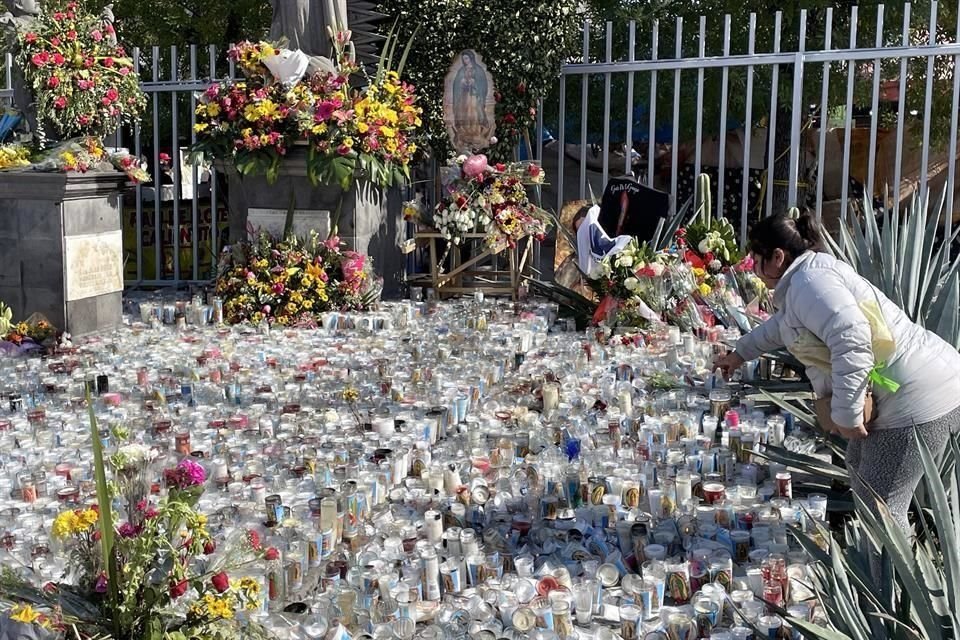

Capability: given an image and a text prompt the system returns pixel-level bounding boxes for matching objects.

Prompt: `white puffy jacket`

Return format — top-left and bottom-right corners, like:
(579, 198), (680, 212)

(736, 251), (960, 430)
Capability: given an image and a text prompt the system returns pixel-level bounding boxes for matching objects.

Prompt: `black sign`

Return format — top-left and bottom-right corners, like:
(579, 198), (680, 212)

(597, 178), (670, 244)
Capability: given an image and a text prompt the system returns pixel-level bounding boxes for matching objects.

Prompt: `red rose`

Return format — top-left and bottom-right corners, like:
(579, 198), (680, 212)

(66, 30), (77, 41)
(23, 32), (37, 43)
(52, 53), (65, 65)
(103, 57), (114, 68)
(264, 547), (279, 561)
(211, 572), (230, 593)
(169, 579), (188, 599)
(52, 11), (65, 21)
(247, 530), (262, 550)
(203, 540), (216, 555)
(495, 163), (506, 172)
(47, 76), (60, 88)
(503, 113), (516, 124)
(106, 88), (119, 102)
(53, 96), (67, 109)
(50, 37), (60, 46)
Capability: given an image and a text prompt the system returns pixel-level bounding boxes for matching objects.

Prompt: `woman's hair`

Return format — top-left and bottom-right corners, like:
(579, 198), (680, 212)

(748, 212), (824, 260)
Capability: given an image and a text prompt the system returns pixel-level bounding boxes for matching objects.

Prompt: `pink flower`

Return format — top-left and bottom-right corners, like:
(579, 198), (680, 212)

(103, 57), (114, 68)
(164, 459), (206, 489)
(94, 573), (108, 593)
(90, 29), (103, 41)
(52, 53), (65, 66)
(52, 11), (65, 21)
(271, 282), (285, 294)
(324, 235), (340, 250)
(462, 154), (489, 178)
(50, 37), (60, 46)
(119, 67), (130, 76)
(247, 530), (262, 551)
(23, 32), (37, 43)
(66, 30), (77, 41)
(736, 255), (755, 273)
(117, 522), (139, 538)
(53, 96), (67, 109)
(47, 76), (60, 88)
(261, 305), (271, 315)
(336, 144), (351, 156)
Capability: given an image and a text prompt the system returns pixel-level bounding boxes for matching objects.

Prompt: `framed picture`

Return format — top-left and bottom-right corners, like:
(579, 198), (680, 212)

(443, 50), (497, 153)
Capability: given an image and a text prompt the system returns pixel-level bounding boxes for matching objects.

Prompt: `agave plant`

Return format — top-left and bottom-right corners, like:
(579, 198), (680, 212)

(822, 189), (960, 349)
(787, 432), (960, 640)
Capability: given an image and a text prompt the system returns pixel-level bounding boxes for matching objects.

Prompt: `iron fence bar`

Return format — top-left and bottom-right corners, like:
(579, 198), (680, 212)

(170, 45), (181, 284)
(209, 45), (220, 264)
(557, 75), (566, 216)
(740, 13), (757, 244)
(133, 47), (143, 282)
(579, 21), (590, 200)
(865, 6), (885, 207)
(787, 11), (807, 210)
(694, 16), (706, 210)
(601, 22), (613, 187)
(717, 14), (731, 219)
(839, 7), (858, 224)
(815, 8), (834, 223)
(893, 5), (911, 215)
(190, 45), (199, 282)
(647, 19), (659, 188)
(946, 8), (960, 241)
(765, 11), (782, 218)
(671, 17), (683, 217)
(152, 46), (162, 283)
(624, 20), (635, 177)
(919, 1), (938, 204)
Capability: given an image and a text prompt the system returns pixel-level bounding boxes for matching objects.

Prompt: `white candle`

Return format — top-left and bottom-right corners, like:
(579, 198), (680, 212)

(542, 384), (560, 417)
(618, 390), (632, 418)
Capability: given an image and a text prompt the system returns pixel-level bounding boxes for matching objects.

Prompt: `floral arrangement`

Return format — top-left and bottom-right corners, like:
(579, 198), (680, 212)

(192, 33), (421, 194)
(0, 143), (31, 170)
(0, 428), (274, 640)
(5, 136), (151, 182)
(420, 154), (550, 252)
(15, 0), (146, 142)
(215, 231), (380, 326)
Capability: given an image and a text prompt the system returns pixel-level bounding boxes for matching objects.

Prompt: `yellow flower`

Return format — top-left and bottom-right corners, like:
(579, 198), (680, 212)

(311, 123), (328, 135)
(194, 122), (209, 133)
(9, 604), (41, 624)
(343, 137), (354, 148)
(203, 594), (235, 619)
(699, 283), (712, 296)
(356, 122), (369, 134)
(380, 125), (397, 139)
(77, 509), (99, 529)
(197, 514), (207, 526)
(692, 267), (706, 279)
(206, 103), (221, 117)
(52, 511), (79, 539)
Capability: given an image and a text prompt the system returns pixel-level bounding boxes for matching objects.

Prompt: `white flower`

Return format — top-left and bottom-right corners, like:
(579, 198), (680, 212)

(624, 277), (640, 291)
(616, 254), (634, 269)
(698, 239), (711, 254)
(649, 263), (665, 277)
(456, 154), (467, 164)
(118, 444), (157, 463)
(709, 259), (722, 272)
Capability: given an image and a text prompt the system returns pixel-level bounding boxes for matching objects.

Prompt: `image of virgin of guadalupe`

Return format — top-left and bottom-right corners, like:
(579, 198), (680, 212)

(443, 49), (496, 152)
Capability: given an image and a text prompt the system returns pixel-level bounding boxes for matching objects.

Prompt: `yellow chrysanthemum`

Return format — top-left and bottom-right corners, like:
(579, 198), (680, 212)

(52, 511), (79, 539)
(9, 604), (41, 624)
(699, 283), (712, 296)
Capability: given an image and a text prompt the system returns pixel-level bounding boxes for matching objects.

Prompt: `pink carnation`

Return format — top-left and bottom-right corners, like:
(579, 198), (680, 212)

(462, 154), (489, 178)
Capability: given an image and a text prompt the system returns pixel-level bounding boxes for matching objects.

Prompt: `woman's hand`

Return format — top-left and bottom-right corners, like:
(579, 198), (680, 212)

(713, 351), (745, 380)
(834, 424), (869, 440)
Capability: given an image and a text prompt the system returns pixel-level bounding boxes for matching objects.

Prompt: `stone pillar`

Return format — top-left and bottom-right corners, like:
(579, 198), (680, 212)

(223, 151), (407, 296)
(0, 171), (127, 336)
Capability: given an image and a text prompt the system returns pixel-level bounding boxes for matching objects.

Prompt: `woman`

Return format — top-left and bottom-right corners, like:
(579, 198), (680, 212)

(715, 212), (960, 532)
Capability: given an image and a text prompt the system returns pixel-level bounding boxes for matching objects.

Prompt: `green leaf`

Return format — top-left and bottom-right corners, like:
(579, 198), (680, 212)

(88, 391), (120, 636)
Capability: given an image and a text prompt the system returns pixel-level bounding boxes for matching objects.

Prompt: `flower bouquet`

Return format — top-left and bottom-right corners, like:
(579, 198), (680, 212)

(15, 0), (145, 142)
(429, 154), (550, 252)
(0, 421), (275, 640)
(192, 31), (421, 196)
(215, 230), (380, 326)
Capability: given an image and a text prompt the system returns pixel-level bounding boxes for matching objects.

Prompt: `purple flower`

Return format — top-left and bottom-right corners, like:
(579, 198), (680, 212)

(177, 459), (206, 487)
(117, 522), (140, 538)
(94, 573), (108, 593)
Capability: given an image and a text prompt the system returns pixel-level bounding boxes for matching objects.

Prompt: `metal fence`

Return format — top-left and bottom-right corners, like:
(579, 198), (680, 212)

(549, 2), (960, 244)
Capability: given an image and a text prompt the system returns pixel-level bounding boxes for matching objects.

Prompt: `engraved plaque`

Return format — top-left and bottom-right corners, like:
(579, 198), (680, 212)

(64, 230), (124, 302)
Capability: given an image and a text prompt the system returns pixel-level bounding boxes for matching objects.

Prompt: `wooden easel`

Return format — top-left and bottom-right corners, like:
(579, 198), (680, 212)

(410, 232), (532, 300)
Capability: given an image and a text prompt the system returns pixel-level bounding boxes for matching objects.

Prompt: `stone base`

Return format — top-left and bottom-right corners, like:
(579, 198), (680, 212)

(0, 171), (127, 337)
(224, 151), (407, 296)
